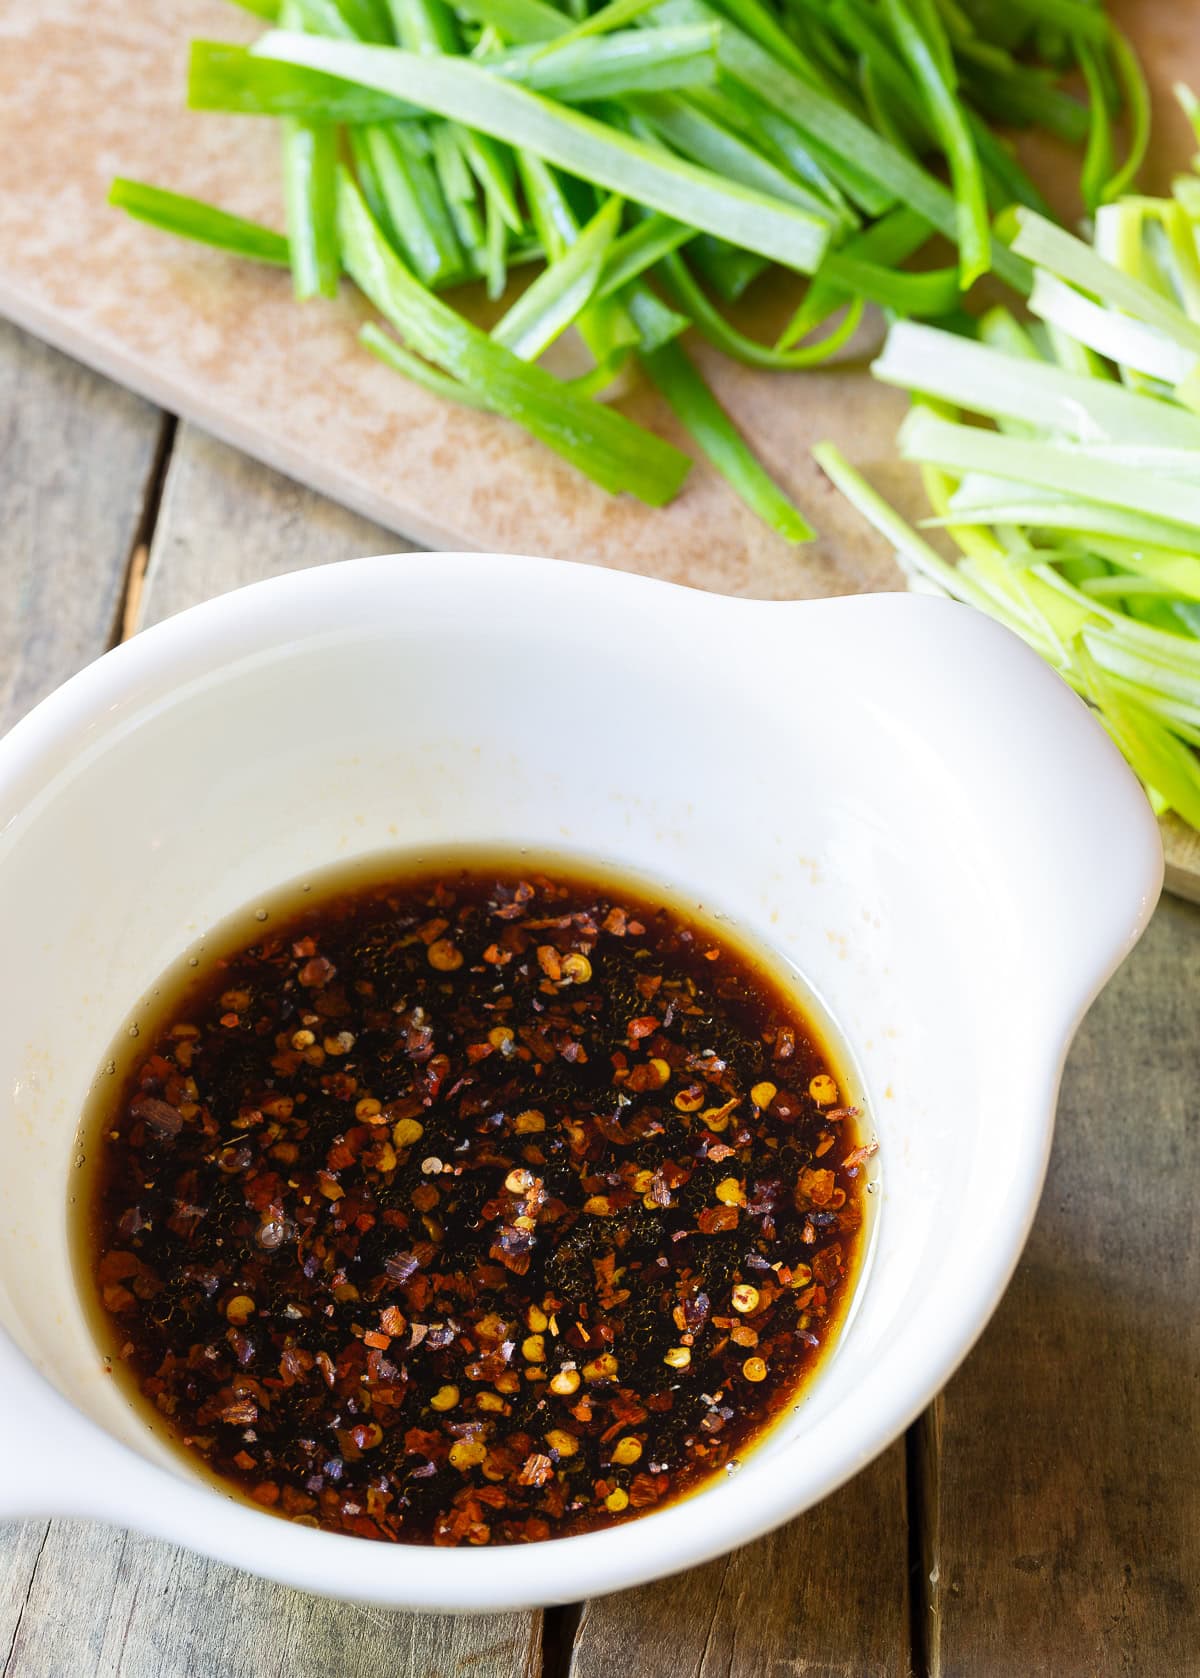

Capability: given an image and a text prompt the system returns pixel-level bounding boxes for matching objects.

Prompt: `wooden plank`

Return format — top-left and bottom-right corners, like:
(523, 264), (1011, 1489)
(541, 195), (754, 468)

(925, 895), (1200, 1677)
(136, 422), (402, 631)
(0, 316), (164, 1668)
(567, 1442), (911, 1678)
(3, 1522), (541, 1678)
(1162, 815), (1200, 907)
(0, 317), (163, 731)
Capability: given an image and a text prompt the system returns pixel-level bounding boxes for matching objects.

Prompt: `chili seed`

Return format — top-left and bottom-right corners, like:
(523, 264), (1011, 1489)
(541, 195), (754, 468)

(449, 1439), (487, 1470)
(604, 1487), (629, 1513)
(505, 1168), (534, 1195)
(742, 1357), (768, 1382)
(545, 1429), (579, 1458)
(550, 1368), (581, 1396)
(427, 940), (463, 972)
(611, 1436), (642, 1466)
(522, 1334), (545, 1362)
(809, 1074), (838, 1105)
(430, 1385), (459, 1411)
(392, 1118), (424, 1148)
(731, 1284), (760, 1314)
(664, 1347), (691, 1369)
(715, 1177), (745, 1206)
(751, 1081), (777, 1108)
(225, 1295), (255, 1325)
(702, 1104), (735, 1132)
(560, 952), (592, 984)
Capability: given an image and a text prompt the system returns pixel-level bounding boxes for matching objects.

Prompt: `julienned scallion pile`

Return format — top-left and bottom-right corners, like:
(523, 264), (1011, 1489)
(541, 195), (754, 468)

(109, 0), (1143, 538)
(818, 164), (1200, 828)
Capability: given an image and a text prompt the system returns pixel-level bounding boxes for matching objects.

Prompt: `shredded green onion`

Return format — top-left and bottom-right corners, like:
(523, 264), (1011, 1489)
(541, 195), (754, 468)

(822, 176), (1200, 829)
(114, 0), (1145, 536)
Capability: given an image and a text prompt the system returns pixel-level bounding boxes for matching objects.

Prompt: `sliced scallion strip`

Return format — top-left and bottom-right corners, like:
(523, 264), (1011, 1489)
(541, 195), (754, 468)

(1005, 207), (1200, 356)
(880, 0), (989, 286)
(253, 31), (833, 271)
(281, 118), (341, 297)
(338, 169), (691, 501)
(484, 26), (722, 100)
(108, 178), (291, 265)
(492, 195), (622, 358)
(660, 251), (865, 368)
(898, 405), (1200, 530)
(644, 340), (815, 540)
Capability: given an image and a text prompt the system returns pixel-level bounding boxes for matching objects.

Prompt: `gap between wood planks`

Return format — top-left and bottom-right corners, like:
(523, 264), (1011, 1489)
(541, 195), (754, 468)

(907, 1399), (941, 1678)
(110, 412), (176, 646)
(101, 415), (939, 1678)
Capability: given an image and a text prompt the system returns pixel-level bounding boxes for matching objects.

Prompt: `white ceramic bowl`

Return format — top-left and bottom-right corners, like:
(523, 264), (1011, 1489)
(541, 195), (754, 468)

(0, 554), (1161, 1609)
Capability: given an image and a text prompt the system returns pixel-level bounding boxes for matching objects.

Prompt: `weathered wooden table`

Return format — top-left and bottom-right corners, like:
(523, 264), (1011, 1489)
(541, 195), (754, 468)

(0, 317), (1196, 1677)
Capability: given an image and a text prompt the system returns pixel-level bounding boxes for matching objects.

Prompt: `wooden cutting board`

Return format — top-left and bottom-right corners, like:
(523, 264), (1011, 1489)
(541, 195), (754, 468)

(0, 0), (1196, 898)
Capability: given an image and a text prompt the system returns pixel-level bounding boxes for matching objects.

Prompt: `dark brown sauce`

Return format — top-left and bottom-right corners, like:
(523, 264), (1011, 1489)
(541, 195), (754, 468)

(74, 853), (873, 1546)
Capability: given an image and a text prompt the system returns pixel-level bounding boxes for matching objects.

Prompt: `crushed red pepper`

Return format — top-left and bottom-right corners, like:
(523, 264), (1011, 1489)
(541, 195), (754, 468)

(78, 861), (873, 1545)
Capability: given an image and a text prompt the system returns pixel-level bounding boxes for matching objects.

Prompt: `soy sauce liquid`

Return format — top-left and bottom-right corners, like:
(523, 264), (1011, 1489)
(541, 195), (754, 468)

(73, 852), (874, 1545)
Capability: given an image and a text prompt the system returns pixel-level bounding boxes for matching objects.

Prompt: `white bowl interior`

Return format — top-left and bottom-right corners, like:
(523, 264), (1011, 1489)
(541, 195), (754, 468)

(0, 555), (1160, 1606)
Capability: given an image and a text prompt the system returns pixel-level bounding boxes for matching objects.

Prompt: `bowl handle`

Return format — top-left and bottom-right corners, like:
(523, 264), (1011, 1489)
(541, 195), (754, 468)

(792, 594), (1164, 1034)
(0, 1328), (140, 1523)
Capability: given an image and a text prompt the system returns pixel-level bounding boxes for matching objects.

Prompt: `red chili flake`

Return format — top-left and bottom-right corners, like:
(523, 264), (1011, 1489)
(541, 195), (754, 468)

(626, 1016), (659, 1043)
(795, 1167), (836, 1209)
(98, 1251), (141, 1283)
(697, 1205), (739, 1234)
(628, 1473), (663, 1508)
(812, 1243), (844, 1286)
(536, 945), (563, 981)
(129, 1097), (184, 1138)
(218, 1397), (259, 1425)
(517, 1453), (555, 1487)
(299, 956), (336, 988)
